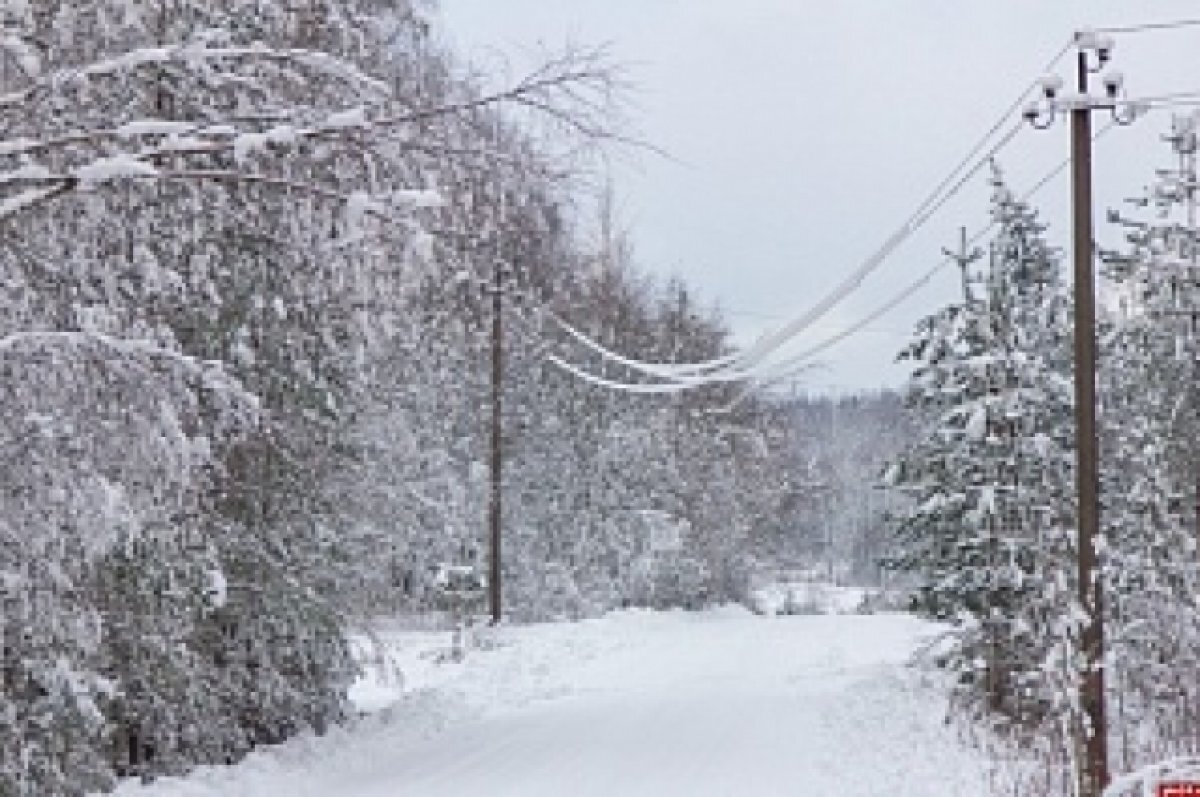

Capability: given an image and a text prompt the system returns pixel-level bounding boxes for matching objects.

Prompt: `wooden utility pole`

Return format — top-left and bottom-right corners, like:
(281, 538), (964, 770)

(946, 226), (980, 303)
(489, 253), (504, 624)
(1069, 46), (1108, 797)
(1027, 32), (1134, 796)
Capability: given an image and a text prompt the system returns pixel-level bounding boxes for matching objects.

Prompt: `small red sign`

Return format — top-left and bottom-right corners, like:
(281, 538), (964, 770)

(1158, 783), (1200, 797)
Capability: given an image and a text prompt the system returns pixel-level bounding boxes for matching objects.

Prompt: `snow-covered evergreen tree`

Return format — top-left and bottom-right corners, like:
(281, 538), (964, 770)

(886, 168), (1076, 737)
(1101, 112), (1200, 769)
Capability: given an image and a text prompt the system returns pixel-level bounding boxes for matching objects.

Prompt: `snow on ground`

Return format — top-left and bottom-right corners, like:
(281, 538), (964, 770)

(110, 606), (989, 797)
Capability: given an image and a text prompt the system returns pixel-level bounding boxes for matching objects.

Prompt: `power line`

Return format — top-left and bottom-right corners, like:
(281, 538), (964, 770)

(908, 123), (1022, 237)
(727, 121), (1026, 375)
(545, 353), (725, 394)
(505, 291), (754, 390)
(1138, 97), (1200, 112)
(545, 305), (743, 380)
(1105, 89), (1200, 116)
(738, 119), (1123, 396)
(1096, 19), (1200, 35)
(773, 98), (1200, 376)
(1132, 89), (1200, 105)
(718, 39), (1076, 374)
(542, 40), (1077, 393)
(907, 39), (1073, 225)
(511, 293), (748, 385)
(542, 115), (1028, 394)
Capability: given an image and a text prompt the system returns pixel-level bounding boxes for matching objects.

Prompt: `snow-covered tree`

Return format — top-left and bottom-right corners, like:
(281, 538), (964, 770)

(1100, 112), (1200, 770)
(0, 333), (256, 793)
(0, 0), (627, 791)
(886, 168), (1076, 737)
(0, 0), (825, 792)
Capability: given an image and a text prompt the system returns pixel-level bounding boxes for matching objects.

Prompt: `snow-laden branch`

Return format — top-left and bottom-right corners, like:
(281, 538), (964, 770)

(0, 183), (69, 218)
(0, 40), (391, 111)
(0, 44), (620, 159)
(0, 47), (618, 222)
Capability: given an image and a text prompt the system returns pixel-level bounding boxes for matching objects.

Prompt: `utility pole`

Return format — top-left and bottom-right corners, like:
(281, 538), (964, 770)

(826, 389), (838, 582)
(1069, 45), (1108, 797)
(489, 251), (504, 624)
(946, 226), (981, 303)
(1025, 30), (1137, 797)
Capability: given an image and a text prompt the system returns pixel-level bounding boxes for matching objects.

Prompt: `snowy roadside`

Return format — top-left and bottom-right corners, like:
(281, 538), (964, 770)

(107, 606), (990, 797)
(106, 611), (639, 796)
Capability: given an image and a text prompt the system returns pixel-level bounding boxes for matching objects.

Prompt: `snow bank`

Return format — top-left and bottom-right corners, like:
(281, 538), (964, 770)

(108, 690), (471, 797)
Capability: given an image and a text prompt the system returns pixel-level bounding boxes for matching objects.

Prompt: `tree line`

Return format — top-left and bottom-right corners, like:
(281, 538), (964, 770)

(0, 1), (812, 793)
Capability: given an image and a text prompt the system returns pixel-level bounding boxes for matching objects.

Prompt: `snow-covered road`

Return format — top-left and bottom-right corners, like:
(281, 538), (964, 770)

(113, 608), (989, 797)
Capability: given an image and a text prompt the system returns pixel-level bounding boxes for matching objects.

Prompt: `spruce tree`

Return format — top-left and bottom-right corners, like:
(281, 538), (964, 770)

(1101, 112), (1200, 767)
(887, 168), (1075, 736)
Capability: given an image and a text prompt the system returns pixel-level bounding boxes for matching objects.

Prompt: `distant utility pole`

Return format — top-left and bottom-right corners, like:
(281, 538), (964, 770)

(1024, 30), (1138, 797)
(489, 249), (504, 624)
(946, 226), (982, 309)
(827, 393), (836, 581)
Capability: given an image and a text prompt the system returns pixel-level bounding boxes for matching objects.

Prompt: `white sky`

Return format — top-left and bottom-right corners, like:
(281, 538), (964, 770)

(434, 1), (1200, 394)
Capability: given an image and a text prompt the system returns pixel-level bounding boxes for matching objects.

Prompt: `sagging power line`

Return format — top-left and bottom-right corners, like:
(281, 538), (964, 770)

(544, 20), (1200, 402)
(542, 39), (1078, 393)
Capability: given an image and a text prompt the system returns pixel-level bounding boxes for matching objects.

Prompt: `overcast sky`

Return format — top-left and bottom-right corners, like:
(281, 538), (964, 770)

(435, 2), (1200, 394)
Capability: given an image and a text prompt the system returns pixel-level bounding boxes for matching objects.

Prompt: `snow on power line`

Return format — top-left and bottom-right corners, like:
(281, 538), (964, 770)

(543, 37), (1081, 395)
(544, 306), (743, 380)
(732, 117), (1124, 398)
(547, 119), (1029, 394)
(546, 103), (1132, 400)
